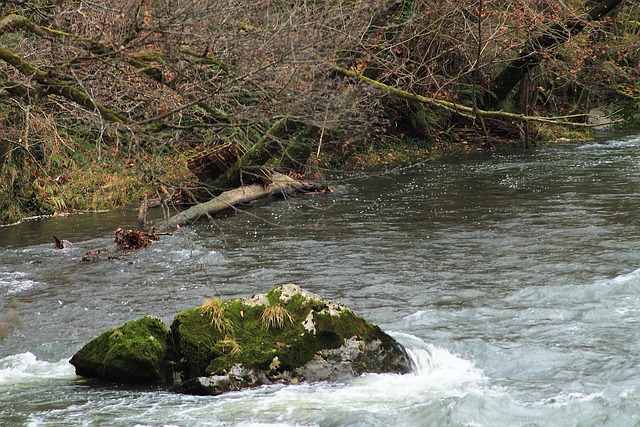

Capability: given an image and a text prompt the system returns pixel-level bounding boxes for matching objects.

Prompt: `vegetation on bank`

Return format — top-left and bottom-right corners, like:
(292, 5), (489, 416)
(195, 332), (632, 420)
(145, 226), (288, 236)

(1, 0), (639, 224)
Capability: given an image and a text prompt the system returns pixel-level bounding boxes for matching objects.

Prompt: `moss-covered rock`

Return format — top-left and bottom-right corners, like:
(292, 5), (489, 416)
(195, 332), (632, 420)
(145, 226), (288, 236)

(70, 315), (173, 384)
(170, 284), (412, 394)
(71, 284), (412, 394)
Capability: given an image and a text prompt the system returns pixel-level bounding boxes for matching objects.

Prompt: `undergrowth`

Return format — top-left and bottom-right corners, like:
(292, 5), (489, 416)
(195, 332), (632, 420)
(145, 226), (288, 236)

(0, 105), (195, 224)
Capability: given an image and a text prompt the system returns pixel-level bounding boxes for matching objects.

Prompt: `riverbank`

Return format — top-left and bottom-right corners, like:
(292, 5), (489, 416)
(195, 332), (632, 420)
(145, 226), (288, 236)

(0, 122), (613, 226)
(2, 0), (638, 226)
(2, 102), (638, 228)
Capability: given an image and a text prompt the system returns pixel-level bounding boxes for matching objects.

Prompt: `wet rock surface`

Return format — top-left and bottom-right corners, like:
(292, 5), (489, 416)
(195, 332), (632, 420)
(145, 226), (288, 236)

(71, 284), (413, 394)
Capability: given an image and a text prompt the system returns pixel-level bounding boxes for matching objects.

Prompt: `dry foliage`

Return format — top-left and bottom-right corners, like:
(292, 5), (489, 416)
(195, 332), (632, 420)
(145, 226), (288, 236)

(260, 303), (294, 331)
(199, 298), (234, 334)
(214, 335), (241, 356)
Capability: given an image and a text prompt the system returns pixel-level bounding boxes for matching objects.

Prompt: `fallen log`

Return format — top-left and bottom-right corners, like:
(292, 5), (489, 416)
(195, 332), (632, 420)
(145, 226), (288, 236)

(81, 173), (330, 261)
(153, 173), (329, 232)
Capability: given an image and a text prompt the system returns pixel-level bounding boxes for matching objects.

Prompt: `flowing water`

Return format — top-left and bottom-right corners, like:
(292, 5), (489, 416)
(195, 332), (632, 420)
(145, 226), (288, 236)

(2, 132), (640, 426)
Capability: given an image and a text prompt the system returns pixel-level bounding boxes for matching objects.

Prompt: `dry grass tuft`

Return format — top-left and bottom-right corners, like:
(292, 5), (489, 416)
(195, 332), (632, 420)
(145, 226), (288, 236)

(215, 335), (241, 356)
(260, 303), (293, 331)
(199, 298), (234, 333)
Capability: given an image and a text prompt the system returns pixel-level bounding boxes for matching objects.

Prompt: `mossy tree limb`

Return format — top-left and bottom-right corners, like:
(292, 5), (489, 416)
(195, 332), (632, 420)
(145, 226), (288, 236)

(275, 126), (319, 173)
(337, 67), (621, 128)
(209, 117), (308, 190)
(0, 68), (45, 99)
(0, 46), (127, 123)
(0, 13), (232, 126)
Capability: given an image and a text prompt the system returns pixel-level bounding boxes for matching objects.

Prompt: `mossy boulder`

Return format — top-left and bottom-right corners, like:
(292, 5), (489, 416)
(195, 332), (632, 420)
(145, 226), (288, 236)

(70, 315), (173, 384)
(70, 284), (412, 394)
(170, 284), (412, 394)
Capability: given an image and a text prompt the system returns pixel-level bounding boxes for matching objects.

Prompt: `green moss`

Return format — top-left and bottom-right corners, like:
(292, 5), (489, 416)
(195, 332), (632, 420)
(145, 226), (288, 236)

(537, 123), (593, 142)
(171, 285), (389, 378)
(170, 307), (220, 379)
(265, 288), (283, 305)
(70, 316), (172, 384)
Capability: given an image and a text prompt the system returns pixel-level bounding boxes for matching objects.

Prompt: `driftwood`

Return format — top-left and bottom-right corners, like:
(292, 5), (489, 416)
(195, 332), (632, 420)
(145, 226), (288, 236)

(81, 228), (159, 262)
(153, 173), (327, 231)
(81, 173), (329, 261)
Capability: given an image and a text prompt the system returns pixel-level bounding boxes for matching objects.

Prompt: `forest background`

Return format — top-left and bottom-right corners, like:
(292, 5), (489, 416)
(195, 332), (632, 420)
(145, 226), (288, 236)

(0, 0), (639, 225)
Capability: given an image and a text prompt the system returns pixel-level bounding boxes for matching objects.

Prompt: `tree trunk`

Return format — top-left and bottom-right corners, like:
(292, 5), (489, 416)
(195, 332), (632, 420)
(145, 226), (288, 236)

(485, 0), (624, 108)
(208, 117), (308, 190)
(154, 173), (325, 231)
(81, 174), (329, 261)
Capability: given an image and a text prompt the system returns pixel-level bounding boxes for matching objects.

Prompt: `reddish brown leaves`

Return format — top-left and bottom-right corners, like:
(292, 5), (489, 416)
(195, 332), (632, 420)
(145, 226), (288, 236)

(113, 228), (158, 250)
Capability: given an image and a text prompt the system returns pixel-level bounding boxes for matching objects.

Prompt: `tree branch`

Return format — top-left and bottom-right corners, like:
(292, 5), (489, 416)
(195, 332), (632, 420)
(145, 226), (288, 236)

(0, 44), (127, 123)
(337, 67), (621, 128)
(0, 13), (232, 126)
(485, 0), (625, 107)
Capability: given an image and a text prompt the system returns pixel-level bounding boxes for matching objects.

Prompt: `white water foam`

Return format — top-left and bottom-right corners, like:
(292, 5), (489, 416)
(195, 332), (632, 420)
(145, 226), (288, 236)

(536, 391), (606, 408)
(393, 331), (485, 387)
(2, 336), (487, 427)
(608, 267), (640, 286)
(142, 333), (490, 426)
(0, 352), (75, 385)
(233, 333), (487, 419)
(0, 271), (40, 294)
(577, 136), (640, 150)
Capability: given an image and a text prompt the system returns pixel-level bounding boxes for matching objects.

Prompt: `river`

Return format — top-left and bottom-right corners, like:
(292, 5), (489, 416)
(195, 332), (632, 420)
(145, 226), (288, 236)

(2, 132), (640, 426)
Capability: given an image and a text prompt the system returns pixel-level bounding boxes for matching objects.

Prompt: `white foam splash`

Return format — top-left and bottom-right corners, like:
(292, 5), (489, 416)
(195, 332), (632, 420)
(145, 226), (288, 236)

(236, 332), (487, 421)
(6, 335), (487, 427)
(609, 267), (640, 285)
(0, 271), (40, 294)
(0, 352), (75, 384)
(393, 332), (485, 385)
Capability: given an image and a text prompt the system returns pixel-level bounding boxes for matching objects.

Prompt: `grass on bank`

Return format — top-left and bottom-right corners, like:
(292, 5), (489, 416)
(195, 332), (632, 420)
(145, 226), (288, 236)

(0, 102), (633, 227)
(0, 108), (196, 225)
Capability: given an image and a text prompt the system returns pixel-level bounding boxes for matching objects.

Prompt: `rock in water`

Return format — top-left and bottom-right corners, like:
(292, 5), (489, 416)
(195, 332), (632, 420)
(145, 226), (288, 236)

(70, 316), (173, 384)
(170, 284), (412, 394)
(70, 284), (413, 394)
